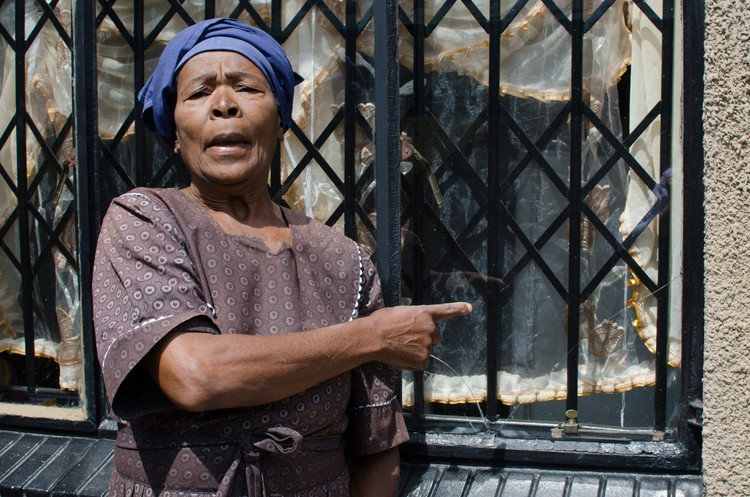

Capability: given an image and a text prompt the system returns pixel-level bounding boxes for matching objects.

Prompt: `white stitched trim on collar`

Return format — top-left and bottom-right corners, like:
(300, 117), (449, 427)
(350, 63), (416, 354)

(349, 394), (398, 411)
(349, 245), (365, 321)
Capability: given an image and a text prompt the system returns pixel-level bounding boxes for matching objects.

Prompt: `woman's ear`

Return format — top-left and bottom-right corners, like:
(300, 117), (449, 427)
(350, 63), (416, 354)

(174, 141), (180, 155)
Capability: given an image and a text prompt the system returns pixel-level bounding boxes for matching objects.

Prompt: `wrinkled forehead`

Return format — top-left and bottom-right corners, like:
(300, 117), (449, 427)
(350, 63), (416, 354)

(173, 37), (275, 86)
(175, 50), (268, 86)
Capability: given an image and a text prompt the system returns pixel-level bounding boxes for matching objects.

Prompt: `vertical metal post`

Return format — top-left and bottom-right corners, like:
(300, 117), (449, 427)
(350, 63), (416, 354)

(486, 0), (502, 421)
(566, 0), (584, 416)
(655, 0), (674, 432)
(373, 0), (405, 417)
(205, 1), (215, 20)
(16, 0), (35, 392)
(679, 0), (704, 461)
(134, 0), (146, 186)
(74, 0), (101, 422)
(270, 0), (282, 193)
(411, 0), (426, 423)
(374, 0), (401, 308)
(343, 1), (357, 239)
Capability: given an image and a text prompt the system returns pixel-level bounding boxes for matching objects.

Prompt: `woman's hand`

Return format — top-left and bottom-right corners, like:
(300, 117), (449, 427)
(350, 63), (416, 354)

(367, 303), (473, 371)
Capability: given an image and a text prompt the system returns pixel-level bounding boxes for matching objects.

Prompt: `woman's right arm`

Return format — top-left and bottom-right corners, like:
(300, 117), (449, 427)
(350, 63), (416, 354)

(142, 302), (471, 411)
(95, 192), (471, 414)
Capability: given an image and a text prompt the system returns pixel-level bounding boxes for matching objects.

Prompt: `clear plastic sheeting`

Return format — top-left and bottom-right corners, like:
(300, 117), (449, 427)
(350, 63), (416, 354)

(0, 0), (82, 392)
(280, 1), (375, 228)
(378, 0), (630, 103)
(97, 0), (207, 139)
(621, 1), (681, 368)
(381, 0), (675, 418)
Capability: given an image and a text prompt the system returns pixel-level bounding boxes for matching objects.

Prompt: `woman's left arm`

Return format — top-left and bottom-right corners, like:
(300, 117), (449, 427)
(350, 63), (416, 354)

(350, 447), (401, 497)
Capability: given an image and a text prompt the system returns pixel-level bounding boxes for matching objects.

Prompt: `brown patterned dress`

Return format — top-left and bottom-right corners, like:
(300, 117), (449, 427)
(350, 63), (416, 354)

(93, 188), (408, 497)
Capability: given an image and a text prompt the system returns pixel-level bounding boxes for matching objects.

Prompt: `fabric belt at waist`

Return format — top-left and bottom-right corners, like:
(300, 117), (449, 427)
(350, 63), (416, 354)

(114, 427), (344, 497)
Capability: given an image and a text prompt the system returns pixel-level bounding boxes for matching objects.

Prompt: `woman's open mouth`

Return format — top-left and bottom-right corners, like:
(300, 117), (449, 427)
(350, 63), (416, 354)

(206, 133), (249, 154)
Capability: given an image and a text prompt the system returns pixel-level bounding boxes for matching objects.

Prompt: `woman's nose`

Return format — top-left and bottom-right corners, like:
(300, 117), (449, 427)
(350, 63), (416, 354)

(211, 90), (240, 118)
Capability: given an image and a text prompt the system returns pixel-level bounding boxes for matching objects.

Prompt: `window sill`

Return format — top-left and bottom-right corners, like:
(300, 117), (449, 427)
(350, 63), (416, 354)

(398, 460), (703, 497)
(0, 429), (112, 497)
(0, 428), (703, 497)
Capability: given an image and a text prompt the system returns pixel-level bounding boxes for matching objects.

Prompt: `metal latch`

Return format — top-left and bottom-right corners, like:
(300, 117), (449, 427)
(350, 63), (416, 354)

(552, 409), (580, 438)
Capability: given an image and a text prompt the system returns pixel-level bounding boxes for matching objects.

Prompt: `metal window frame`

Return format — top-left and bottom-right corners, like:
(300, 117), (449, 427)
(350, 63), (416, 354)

(0, 0), (98, 433)
(0, 0), (704, 473)
(375, 0), (704, 472)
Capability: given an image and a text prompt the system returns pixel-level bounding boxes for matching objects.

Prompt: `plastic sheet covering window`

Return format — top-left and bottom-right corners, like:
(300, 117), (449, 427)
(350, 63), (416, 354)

(0, 0), (82, 398)
(389, 0), (679, 427)
(95, 1), (677, 427)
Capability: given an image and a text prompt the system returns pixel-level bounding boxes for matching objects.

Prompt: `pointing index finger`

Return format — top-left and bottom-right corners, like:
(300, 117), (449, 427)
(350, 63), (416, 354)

(427, 302), (473, 322)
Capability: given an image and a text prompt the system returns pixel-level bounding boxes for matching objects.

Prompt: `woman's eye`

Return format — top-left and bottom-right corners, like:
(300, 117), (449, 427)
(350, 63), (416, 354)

(237, 85), (261, 93)
(187, 88), (210, 99)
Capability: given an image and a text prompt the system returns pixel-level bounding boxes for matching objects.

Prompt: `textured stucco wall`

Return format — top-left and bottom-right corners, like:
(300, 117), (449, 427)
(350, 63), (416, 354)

(702, 3), (750, 496)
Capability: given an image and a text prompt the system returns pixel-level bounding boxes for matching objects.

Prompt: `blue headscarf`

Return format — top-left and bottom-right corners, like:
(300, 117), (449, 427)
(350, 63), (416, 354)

(138, 18), (303, 144)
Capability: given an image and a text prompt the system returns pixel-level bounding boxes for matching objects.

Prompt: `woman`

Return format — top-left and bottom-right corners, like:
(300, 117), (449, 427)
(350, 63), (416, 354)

(93, 18), (471, 497)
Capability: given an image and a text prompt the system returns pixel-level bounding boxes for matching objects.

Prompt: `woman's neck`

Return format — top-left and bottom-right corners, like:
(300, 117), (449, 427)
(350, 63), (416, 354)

(182, 184), (288, 230)
(185, 183), (269, 217)
(181, 185), (290, 252)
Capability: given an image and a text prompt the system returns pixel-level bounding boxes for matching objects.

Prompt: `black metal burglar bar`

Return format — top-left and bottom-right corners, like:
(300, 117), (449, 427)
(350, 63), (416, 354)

(566, 0), (585, 426)
(274, 2), (379, 242)
(0, 0), (703, 475)
(655, 0), (674, 433)
(396, 0), (677, 438)
(0, 0), (81, 407)
(87, 0), (702, 472)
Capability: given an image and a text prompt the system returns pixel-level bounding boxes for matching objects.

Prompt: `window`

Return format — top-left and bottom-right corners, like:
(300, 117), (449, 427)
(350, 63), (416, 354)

(0, 0), (92, 425)
(389, 0), (700, 469)
(0, 0), (701, 471)
(397, 0), (682, 433)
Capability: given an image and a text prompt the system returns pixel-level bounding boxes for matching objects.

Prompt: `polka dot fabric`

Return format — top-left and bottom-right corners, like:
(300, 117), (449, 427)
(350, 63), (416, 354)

(93, 188), (408, 497)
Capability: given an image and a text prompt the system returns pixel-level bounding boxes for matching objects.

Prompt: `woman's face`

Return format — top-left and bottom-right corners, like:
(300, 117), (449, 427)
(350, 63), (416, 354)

(173, 51), (282, 193)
